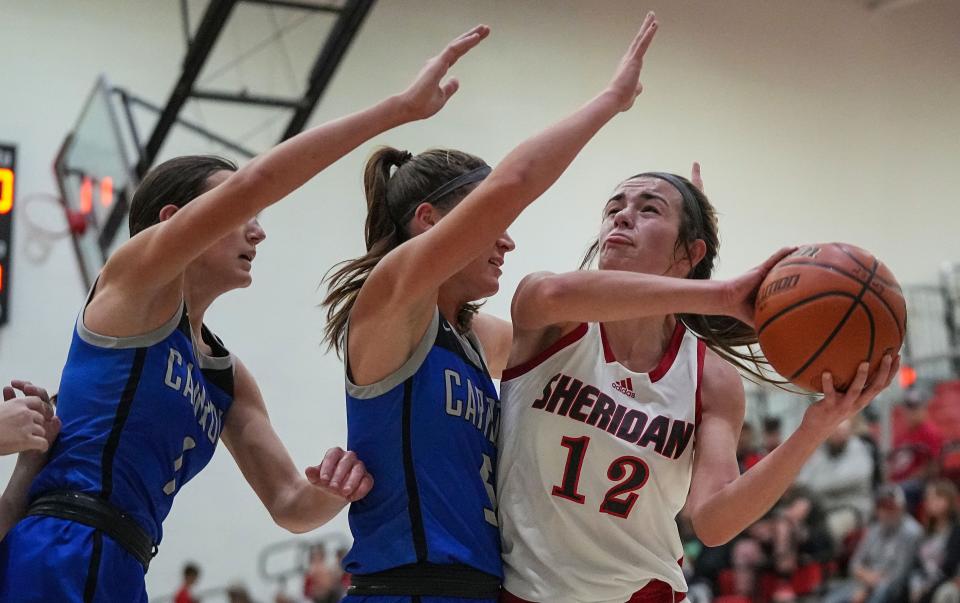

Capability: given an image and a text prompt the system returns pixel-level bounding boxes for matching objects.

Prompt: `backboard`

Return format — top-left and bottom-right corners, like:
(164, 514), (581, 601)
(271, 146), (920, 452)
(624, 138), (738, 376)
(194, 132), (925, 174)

(54, 75), (137, 289)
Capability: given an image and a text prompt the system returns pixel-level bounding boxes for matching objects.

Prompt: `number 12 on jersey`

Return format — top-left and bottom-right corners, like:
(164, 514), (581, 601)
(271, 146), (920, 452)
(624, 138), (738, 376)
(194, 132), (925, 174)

(552, 436), (650, 519)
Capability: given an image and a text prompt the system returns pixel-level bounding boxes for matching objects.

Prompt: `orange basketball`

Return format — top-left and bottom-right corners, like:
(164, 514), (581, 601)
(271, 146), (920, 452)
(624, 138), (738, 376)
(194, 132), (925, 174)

(754, 243), (907, 393)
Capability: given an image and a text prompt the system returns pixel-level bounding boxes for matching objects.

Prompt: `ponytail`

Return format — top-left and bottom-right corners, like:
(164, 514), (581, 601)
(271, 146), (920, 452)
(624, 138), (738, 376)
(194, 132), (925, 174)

(322, 147), (488, 355)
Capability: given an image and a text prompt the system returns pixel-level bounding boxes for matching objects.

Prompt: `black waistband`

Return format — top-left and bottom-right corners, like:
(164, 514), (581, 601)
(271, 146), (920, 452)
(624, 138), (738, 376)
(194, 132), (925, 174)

(27, 490), (157, 571)
(347, 563), (501, 599)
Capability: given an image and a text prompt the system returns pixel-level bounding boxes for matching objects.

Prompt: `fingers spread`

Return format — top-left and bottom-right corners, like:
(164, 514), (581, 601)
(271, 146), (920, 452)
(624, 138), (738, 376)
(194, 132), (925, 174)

(821, 372), (836, 400)
(441, 78), (460, 100)
(844, 362), (870, 402)
(635, 13), (659, 58)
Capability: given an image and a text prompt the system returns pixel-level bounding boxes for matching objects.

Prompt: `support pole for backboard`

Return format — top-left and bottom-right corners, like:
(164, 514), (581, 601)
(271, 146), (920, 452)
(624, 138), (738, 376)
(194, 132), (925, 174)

(137, 0), (238, 178)
(280, 0), (375, 141)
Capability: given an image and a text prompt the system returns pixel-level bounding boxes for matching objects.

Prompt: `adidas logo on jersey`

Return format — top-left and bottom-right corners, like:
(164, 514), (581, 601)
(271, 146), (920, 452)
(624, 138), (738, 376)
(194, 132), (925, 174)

(612, 377), (636, 399)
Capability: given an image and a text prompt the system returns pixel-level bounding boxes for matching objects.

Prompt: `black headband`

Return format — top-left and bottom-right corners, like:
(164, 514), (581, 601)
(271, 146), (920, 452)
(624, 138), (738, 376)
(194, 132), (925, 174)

(421, 165), (491, 206)
(630, 171), (705, 235)
(387, 165), (491, 227)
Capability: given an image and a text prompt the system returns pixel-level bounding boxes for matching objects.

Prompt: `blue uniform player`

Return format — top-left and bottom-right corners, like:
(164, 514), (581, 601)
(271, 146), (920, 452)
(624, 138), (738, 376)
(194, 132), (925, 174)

(0, 27), (490, 600)
(343, 309), (503, 601)
(323, 21), (669, 599)
(0, 303), (234, 601)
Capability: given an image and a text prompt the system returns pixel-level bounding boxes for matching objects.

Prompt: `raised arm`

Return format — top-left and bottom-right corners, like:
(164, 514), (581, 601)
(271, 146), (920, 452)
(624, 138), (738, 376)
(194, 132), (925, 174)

(685, 353), (898, 546)
(367, 15), (659, 310)
(107, 25), (491, 293)
(512, 247), (794, 332)
(221, 360), (371, 533)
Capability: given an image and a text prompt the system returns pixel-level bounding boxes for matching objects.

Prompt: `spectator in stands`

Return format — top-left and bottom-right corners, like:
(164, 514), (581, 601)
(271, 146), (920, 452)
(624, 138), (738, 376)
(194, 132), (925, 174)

(823, 484), (923, 603)
(226, 584), (256, 603)
(770, 487), (834, 587)
(738, 421), (764, 473)
(857, 409), (885, 490)
(724, 487), (833, 602)
(763, 416), (783, 454)
(891, 389), (945, 512)
(928, 523), (960, 603)
(303, 545), (337, 603)
(910, 480), (960, 602)
(334, 547), (350, 597)
(797, 419), (876, 544)
(174, 562), (200, 603)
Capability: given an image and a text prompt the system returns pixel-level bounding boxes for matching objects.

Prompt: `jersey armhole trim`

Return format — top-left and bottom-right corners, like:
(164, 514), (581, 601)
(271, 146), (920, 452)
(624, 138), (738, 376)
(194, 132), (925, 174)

(76, 278), (186, 350)
(501, 323), (588, 382)
(694, 339), (706, 427)
(345, 310), (440, 400)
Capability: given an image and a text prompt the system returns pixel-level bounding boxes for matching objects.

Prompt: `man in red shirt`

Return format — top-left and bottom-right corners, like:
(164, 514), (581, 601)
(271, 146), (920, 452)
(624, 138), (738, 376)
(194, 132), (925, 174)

(174, 563), (200, 603)
(890, 390), (944, 512)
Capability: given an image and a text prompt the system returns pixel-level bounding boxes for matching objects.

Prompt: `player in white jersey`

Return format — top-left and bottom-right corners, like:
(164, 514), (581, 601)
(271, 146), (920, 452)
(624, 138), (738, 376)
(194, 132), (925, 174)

(497, 169), (900, 603)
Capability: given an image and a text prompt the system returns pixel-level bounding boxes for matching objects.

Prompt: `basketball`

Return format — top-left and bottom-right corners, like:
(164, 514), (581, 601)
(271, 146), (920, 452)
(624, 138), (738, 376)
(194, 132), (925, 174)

(754, 243), (907, 393)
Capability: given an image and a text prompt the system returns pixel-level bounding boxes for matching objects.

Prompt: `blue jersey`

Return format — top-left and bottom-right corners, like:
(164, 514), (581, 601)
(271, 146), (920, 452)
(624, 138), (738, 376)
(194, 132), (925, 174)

(343, 310), (502, 580)
(0, 294), (233, 602)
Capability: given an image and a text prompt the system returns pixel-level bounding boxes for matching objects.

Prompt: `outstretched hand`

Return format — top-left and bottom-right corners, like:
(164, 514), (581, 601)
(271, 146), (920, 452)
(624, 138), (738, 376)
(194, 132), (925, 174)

(305, 447), (374, 503)
(606, 12), (659, 112)
(397, 25), (490, 121)
(721, 247), (797, 327)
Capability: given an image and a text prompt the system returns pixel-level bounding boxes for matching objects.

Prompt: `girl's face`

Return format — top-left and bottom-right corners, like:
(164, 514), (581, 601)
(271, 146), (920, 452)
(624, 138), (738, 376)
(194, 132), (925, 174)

(189, 171), (267, 292)
(597, 176), (690, 277)
(446, 230), (516, 302)
(925, 487), (950, 520)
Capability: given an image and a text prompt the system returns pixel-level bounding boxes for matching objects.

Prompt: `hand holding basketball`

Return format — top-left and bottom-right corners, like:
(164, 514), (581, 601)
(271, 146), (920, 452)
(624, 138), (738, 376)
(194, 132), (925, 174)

(720, 247), (798, 327)
(754, 243), (907, 392)
(800, 354), (899, 438)
(306, 446), (374, 503)
(605, 12), (659, 112)
(397, 24), (490, 121)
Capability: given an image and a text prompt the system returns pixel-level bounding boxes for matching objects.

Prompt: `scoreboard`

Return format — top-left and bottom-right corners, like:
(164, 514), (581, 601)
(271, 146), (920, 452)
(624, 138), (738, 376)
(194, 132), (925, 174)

(0, 144), (14, 326)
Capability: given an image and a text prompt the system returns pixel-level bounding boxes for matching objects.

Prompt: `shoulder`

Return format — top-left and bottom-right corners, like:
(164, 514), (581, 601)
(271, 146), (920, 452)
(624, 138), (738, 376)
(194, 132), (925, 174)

(699, 347), (745, 421)
(471, 312), (512, 380)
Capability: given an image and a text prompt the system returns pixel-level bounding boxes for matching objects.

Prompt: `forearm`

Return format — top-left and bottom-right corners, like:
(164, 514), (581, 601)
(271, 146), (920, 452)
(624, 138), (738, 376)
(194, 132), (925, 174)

(517, 270), (725, 329)
(692, 423), (825, 546)
(213, 95), (410, 224)
(415, 93), (623, 282)
(270, 478), (348, 534)
(0, 455), (43, 538)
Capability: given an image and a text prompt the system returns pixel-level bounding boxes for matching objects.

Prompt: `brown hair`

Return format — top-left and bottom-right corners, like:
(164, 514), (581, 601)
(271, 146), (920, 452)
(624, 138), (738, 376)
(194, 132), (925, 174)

(322, 147), (488, 356)
(128, 155), (237, 236)
(580, 173), (784, 386)
(924, 479), (959, 534)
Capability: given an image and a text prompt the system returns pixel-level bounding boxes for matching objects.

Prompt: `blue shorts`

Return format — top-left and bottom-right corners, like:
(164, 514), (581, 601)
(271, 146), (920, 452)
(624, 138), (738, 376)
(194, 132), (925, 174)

(0, 515), (147, 602)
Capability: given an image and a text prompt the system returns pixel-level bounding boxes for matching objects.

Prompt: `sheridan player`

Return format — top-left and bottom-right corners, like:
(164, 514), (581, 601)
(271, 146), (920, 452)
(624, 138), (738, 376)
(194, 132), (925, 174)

(497, 170), (899, 603)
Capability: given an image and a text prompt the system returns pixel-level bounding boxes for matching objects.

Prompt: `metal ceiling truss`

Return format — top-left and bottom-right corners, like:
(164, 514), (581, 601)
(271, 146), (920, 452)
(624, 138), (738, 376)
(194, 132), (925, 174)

(135, 0), (376, 178)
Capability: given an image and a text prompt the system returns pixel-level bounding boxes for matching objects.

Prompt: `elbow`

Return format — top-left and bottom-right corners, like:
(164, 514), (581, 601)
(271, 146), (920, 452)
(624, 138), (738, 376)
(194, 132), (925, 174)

(269, 505), (315, 535)
(697, 529), (735, 548)
(690, 509), (736, 547)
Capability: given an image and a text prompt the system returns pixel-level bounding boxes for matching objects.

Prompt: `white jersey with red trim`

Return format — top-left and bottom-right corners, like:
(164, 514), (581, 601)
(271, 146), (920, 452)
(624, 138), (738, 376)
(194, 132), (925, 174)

(497, 321), (705, 603)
